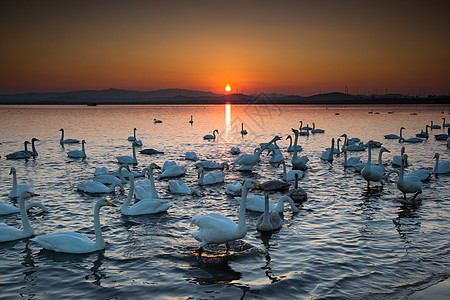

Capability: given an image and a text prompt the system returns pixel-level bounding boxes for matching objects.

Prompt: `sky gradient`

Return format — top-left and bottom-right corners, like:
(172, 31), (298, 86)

(1, 0), (449, 96)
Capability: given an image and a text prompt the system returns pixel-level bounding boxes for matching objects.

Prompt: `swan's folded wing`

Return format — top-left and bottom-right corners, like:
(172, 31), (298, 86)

(31, 231), (94, 253)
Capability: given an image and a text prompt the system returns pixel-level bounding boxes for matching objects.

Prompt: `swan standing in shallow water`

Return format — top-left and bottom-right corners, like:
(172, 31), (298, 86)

(256, 190), (283, 231)
(116, 142), (138, 165)
(0, 191), (39, 242)
(31, 199), (116, 254)
(9, 168), (32, 199)
(433, 153), (450, 174)
(135, 163), (160, 200)
(67, 140), (87, 158)
(203, 129), (219, 140)
(396, 154), (422, 202)
(190, 179), (261, 257)
(6, 141), (31, 160)
(59, 128), (80, 144)
(121, 170), (173, 216)
(361, 141), (385, 188)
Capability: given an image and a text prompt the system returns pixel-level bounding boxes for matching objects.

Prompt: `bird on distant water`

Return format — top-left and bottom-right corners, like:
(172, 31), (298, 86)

(59, 128), (80, 144)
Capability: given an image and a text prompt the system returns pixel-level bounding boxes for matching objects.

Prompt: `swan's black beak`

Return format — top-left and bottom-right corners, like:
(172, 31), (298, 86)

(154, 164), (161, 169)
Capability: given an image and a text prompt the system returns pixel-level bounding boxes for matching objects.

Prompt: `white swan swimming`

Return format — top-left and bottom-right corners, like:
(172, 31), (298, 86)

(185, 151), (198, 161)
(59, 128), (80, 144)
(256, 190), (283, 232)
(234, 192), (299, 213)
(0, 200), (47, 216)
(67, 140), (87, 158)
(190, 179), (260, 256)
(361, 141), (385, 188)
(116, 142), (138, 165)
(169, 180), (191, 195)
(287, 173), (308, 203)
(268, 148), (284, 164)
(291, 129), (308, 170)
(203, 129), (219, 140)
(433, 153), (450, 174)
(24, 138), (40, 157)
(121, 171), (173, 216)
(320, 138), (335, 162)
(128, 127), (137, 141)
(0, 191), (39, 242)
(384, 127), (405, 139)
(342, 148), (361, 168)
(6, 141), (32, 160)
(311, 122), (325, 134)
(396, 154), (422, 202)
(93, 164), (127, 185)
(8, 168), (32, 199)
(430, 120), (441, 129)
(189, 115), (194, 124)
(198, 167), (226, 185)
(399, 128), (423, 143)
(233, 136), (282, 171)
(195, 160), (228, 170)
(281, 159), (304, 181)
(415, 125), (430, 139)
(135, 163), (160, 200)
(230, 147), (241, 155)
(157, 163), (186, 179)
(77, 180), (123, 194)
(225, 181), (242, 196)
(286, 135), (302, 152)
(240, 123), (248, 135)
(31, 199), (116, 254)
(443, 118), (450, 128)
(392, 146), (408, 167)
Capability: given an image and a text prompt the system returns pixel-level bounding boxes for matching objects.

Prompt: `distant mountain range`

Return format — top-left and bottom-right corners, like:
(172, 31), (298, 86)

(0, 88), (448, 105)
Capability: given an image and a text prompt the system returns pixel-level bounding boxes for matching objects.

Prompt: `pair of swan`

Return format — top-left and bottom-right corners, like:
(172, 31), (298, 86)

(203, 129), (219, 140)
(6, 141), (32, 160)
(234, 191), (299, 213)
(291, 129), (308, 170)
(198, 167), (225, 185)
(127, 128), (143, 146)
(121, 169), (173, 216)
(31, 198), (116, 253)
(361, 142), (389, 188)
(190, 179), (260, 256)
(286, 135), (302, 152)
(59, 128), (80, 144)
(0, 191), (40, 242)
(384, 127), (405, 139)
(116, 142), (138, 165)
(135, 163), (160, 200)
(233, 136), (282, 171)
(67, 140), (86, 158)
(257, 190), (298, 231)
(9, 168), (32, 199)
(415, 125), (430, 139)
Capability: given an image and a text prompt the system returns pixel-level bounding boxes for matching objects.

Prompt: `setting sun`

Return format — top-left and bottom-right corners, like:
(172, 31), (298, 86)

(225, 84), (231, 92)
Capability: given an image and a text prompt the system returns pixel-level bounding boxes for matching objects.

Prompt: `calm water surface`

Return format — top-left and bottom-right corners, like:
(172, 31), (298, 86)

(0, 104), (449, 299)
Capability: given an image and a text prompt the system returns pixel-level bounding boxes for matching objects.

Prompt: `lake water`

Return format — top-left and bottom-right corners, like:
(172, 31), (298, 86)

(0, 103), (449, 299)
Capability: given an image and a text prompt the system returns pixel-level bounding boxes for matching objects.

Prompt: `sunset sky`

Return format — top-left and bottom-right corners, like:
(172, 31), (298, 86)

(1, 0), (449, 96)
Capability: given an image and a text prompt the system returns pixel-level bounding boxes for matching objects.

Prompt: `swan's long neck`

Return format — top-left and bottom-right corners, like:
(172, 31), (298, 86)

(312, 123), (316, 130)
(328, 139), (335, 161)
(293, 131), (299, 159)
(336, 139), (340, 152)
(400, 127), (404, 138)
(294, 174), (299, 189)
(399, 154), (405, 181)
(118, 166), (126, 183)
(149, 167), (158, 198)
(133, 128), (137, 140)
(366, 144), (372, 165)
(19, 194), (33, 236)
(198, 169), (205, 185)
(282, 160), (287, 180)
(276, 196), (298, 212)
(213, 130), (217, 138)
(108, 182), (120, 193)
(122, 173), (134, 210)
(433, 155), (439, 174)
(31, 140), (37, 155)
(241, 123), (244, 130)
(257, 137), (276, 156)
(81, 142), (85, 155)
(11, 171), (17, 195)
(93, 201), (105, 250)
(378, 149), (384, 166)
(132, 144), (137, 162)
(343, 150), (348, 165)
(261, 191), (270, 228)
(288, 136), (292, 148)
(24, 142), (29, 152)
(237, 186), (250, 235)
(342, 134), (348, 147)
(60, 130), (64, 142)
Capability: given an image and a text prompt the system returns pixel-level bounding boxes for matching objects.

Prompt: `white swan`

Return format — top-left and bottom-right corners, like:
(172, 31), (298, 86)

(230, 147), (241, 155)
(8, 168), (32, 199)
(189, 115), (194, 124)
(311, 122), (325, 134)
(116, 142), (138, 165)
(415, 125), (430, 139)
(399, 128), (423, 143)
(185, 151), (198, 161)
(397, 154), (422, 201)
(195, 160), (228, 170)
(268, 148), (283, 164)
(127, 127), (137, 141)
(392, 146), (408, 167)
(59, 128), (80, 144)
(203, 129), (219, 140)
(31, 199), (116, 253)
(299, 121), (310, 136)
(121, 171), (173, 216)
(225, 181), (242, 196)
(430, 120), (441, 129)
(198, 167), (225, 185)
(233, 136), (281, 171)
(385, 169), (432, 182)
(361, 141), (385, 188)
(6, 141), (32, 160)
(93, 164), (127, 185)
(286, 135), (302, 152)
(287, 173), (308, 203)
(376, 147), (390, 173)
(320, 138), (335, 162)
(135, 163), (160, 200)
(157, 163), (186, 179)
(384, 127), (405, 139)
(190, 179), (260, 256)
(77, 181), (122, 194)
(234, 192), (299, 213)
(433, 153), (450, 174)
(291, 129), (308, 170)
(0, 200), (47, 216)
(0, 191), (39, 242)
(281, 159), (304, 181)
(342, 148), (361, 168)
(256, 190), (283, 232)
(67, 140), (86, 158)
(169, 180), (191, 195)
(240, 123), (248, 135)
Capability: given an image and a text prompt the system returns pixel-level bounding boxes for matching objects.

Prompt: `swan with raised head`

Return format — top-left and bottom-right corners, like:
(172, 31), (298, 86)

(190, 179), (260, 256)
(8, 168), (32, 199)
(443, 118), (450, 128)
(384, 127), (405, 139)
(189, 115), (194, 124)
(169, 180), (191, 195)
(433, 153), (450, 174)
(311, 123), (325, 134)
(399, 128), (423, 143)
(77, 181), (123, 194)
(240, 123), (248, 135)
(121, 170), (173, 216)
(67, 140), (87, 158)
(375, 147), (390, 173)
(203, 129), (219, 140)
(415, 125), (430, 139)
(31, 199), (116, 253)
(234, 192), (299, 213)
(233, 136), (282, 171)
(135, 163), (160, 200)
(127, 128), (137, 141)
(291, 129), (308, 170)
(320, 138), (335, 162)
(25, 138), (40, 157)
(287, 173), (308, 203)
(342, 148), (361, 168)
(6, 141), (31, 160)
(59, 128), (80, 144)
(392, 146), (408, 167)
(0, 191), (39, 242)
(286, 135), (302, 152)
(0, 200), (47, 216)
(361, 141), (385, 188)
(396, 154), (422, 202)
(93, 164), (127, 185)
(430, 120), (441, 129)
(116, 142), (138, 165)
(198, 167), (225, 185)
(256, 190), (283, 232)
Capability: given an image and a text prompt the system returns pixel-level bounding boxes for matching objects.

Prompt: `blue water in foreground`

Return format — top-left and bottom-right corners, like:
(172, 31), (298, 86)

(0, 104), (449, 299)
